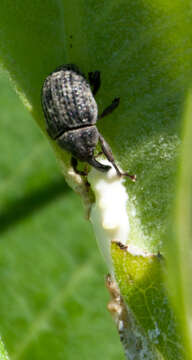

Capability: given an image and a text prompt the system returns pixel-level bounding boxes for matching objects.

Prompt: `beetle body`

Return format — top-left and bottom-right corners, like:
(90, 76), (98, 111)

(42, 65), (98, 139)
(42, 64), (135, 180)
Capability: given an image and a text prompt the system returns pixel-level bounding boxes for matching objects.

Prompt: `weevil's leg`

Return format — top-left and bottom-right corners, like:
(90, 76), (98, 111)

(87, 157), (111, 173)
(99, 134), (136, 181)
(88, 71), (101, 95)
(99, 97), (120, 119)
(71, 157), (88, 176)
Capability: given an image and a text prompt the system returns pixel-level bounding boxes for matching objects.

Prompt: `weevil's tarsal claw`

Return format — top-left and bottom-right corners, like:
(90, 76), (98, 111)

(121, 172), (137, 182)
(111, 165), (136, 182)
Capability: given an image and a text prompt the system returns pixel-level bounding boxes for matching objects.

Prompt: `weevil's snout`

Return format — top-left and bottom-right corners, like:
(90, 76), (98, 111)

(87, 157), (112, 173)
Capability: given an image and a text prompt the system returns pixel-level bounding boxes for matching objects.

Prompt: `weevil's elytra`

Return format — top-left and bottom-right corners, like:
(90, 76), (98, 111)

(42, 64), (136, 181)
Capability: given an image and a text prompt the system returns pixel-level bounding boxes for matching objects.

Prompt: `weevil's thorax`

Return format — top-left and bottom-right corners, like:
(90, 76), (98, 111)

(42, 65), (98, 140)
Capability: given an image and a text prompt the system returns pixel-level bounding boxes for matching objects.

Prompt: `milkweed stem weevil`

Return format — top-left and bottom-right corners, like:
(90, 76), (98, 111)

(41, 64), (136, 181)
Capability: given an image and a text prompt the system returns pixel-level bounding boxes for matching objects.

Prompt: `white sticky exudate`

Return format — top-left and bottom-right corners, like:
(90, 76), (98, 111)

(88, 159), (129, 269)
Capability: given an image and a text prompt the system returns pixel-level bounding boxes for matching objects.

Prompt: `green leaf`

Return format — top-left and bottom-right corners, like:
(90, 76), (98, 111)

(0, 0), (192, 359)
(0, 337), (9, 360)
(112, 242), (184, 359)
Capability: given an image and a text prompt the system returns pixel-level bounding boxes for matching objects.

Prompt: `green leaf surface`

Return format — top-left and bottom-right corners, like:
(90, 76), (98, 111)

(0, 337), (9, 360)
(0, 71), (124, 359)
(0, 1), (192, 359)
(166, 91), (192, 358)
(112, 242), (184, 360)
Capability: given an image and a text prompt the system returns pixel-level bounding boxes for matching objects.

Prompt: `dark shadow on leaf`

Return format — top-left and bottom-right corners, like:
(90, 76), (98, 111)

(0, 177), (70, 234)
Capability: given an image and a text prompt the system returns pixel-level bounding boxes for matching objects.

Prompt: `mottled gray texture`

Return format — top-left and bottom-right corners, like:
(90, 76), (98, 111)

(42, 64), (98, 140)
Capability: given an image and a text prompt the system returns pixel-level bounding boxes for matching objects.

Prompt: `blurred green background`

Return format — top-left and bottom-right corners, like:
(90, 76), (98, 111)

(0, 68), (124, 359)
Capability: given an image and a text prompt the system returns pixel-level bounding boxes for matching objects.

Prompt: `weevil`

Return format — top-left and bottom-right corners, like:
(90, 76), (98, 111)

(41, 64), (135, 180)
